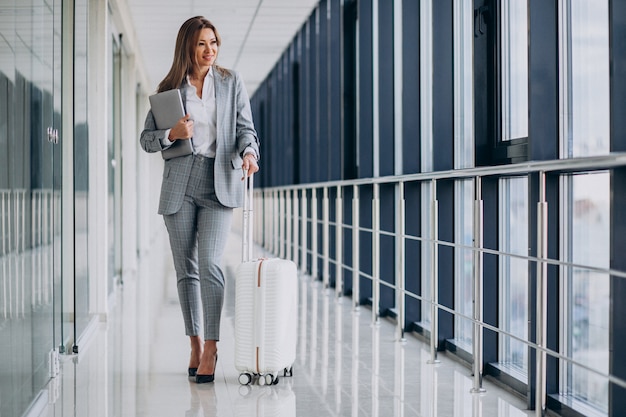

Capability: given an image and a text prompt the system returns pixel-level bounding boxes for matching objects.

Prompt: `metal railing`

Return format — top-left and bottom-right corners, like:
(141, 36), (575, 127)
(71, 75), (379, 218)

(253, 153), (626, 417)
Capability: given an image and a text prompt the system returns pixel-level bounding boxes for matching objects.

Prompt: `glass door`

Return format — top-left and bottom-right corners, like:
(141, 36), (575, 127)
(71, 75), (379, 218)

(51, 0), (63, 355)
(30, 0), (63, 399)
(0, 0), (62, 414)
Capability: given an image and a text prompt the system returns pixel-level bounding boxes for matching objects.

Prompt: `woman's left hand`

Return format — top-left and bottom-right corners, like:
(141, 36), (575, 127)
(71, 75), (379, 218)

(242, 154), (259, 179)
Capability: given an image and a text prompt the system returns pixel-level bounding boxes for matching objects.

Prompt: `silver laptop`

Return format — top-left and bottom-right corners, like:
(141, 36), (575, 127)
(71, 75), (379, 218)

(148, 89), (193, 160)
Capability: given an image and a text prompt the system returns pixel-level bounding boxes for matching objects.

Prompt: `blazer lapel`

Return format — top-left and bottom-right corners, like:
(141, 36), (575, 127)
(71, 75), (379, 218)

(179, 82), (189, 112)
(214, 70), (226, 140)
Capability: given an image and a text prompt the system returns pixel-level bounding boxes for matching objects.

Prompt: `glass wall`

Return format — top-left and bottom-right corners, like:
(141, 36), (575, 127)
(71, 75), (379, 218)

(0, 0), (62, 414)
(249, 0), (626, 415)
(0, 0), (94, 413)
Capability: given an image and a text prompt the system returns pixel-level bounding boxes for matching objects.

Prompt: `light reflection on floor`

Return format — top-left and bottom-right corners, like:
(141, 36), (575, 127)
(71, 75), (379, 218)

(41, 231), (532, 417)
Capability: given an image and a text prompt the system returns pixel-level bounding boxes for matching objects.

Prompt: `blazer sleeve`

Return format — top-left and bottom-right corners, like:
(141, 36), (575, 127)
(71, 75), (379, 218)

(139, 110), (169, 153)
(234, 72), (260, 160)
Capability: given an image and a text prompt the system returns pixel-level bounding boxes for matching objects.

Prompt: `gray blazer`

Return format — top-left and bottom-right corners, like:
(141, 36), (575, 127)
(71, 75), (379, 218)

(140, 69), (260, 214)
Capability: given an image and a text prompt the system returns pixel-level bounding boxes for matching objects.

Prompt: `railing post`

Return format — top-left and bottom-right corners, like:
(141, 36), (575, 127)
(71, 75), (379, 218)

(536, 171), (548, 416)
(301, 189), (308, 275)
(286, 190), (292, 260)
(428, 179), (440, 364)
(252, 188), (258, 244)
(263, 190), (269, 250)
(335, 186), (344, 298)
(260, 190), (265, 249)
(1, 191), (6, 256)
(276, 190), (281, 255)
(267, 190), (276, 253)
(266, 190), (271, 252)
(293, 189), (300, 265)
(31, 191), (38, 308)
(396, 182), (406, 341)
(372, 183), (380, 324)
(311, 189), (318, 280)
(471, 176), (486, 393)
(258, 188), (263, 245)
(323, 187), (330, 289)
(279, 190), (285, 259)
(353, 185), (360, 310)
(274, 190), (280, 255)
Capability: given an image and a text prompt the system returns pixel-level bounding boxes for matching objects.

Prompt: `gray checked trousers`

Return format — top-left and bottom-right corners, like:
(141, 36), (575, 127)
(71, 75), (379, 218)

(163, 155), (232, 341)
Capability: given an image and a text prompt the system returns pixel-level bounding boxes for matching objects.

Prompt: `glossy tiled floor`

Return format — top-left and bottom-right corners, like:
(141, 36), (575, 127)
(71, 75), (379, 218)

(38, 229), (533, 417)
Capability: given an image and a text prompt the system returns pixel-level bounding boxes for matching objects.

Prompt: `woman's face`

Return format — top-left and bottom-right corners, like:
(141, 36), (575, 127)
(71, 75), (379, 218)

(194, 28), (218, 69)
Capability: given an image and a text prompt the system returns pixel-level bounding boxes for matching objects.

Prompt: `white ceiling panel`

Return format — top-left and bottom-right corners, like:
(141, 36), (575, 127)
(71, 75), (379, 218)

(125, 0), (318, 96)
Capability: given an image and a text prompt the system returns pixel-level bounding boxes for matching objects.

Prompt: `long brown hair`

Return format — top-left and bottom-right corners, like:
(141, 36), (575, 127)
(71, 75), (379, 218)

(157, 16), (229, 92)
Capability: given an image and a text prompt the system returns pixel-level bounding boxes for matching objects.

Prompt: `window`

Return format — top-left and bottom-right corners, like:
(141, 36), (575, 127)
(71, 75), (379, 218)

(420, 182), (433, 327)
(500, 0), (528, 142)
(453, 0), (474, 170)
(560, 172), (609, 413)
(454, 179), (474, 352)
(474, 0), (529, 165)
(452, 0), (475, 352)
(559, 0), (610, 157)
(558, 1), (610, 408)
(498, 177), (529, 379)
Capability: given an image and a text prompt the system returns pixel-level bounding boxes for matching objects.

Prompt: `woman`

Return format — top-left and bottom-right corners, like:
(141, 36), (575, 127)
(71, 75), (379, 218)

(140, 16), (259, 383)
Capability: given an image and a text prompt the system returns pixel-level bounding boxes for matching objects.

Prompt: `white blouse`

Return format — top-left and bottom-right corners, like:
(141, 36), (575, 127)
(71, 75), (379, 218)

(161, 67), (217, 158)
(183, 68), (217, 157)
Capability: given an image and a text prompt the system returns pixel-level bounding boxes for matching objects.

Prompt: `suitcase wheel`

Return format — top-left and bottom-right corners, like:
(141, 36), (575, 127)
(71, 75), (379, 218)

(283, 366), (293, 377)
(238, 372), (252, 385)
(259, 373), (274, 386)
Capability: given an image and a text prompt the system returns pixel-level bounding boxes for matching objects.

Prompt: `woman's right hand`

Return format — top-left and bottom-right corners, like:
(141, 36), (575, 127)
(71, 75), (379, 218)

(168, 114), (194, 140)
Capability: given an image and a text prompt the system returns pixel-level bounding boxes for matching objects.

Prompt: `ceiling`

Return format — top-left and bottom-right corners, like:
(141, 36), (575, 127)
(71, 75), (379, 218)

(125, 0), (319, 97)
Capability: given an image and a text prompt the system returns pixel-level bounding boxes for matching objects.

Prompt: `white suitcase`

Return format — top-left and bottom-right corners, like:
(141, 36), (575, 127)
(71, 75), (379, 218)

(234, 174), (298, 385)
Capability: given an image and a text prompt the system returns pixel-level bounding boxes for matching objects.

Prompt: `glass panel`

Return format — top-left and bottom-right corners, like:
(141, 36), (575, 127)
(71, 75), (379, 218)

(454, 179), (473, 351)
(0, 0), (59, 414)
(453, 0), (474, 169)
(561, 0), (609, 157)
(74, 0), (90, 336)
(419, 0), (433, 328)
(452, 0), (475, 351)
(501, 0), (528, 141)
(420, 0), (433, 173)
(420, 182), (432, 327)
(561, 173), (609, 412)
(498, 177), (528, 377)
(108, 34), (121, 293)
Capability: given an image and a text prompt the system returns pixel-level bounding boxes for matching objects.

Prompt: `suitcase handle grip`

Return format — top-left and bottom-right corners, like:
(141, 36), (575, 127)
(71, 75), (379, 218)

(242, 169), (254, 262)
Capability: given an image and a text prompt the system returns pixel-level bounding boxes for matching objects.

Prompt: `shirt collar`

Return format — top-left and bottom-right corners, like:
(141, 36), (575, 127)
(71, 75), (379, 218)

(186, 66), (214, 85)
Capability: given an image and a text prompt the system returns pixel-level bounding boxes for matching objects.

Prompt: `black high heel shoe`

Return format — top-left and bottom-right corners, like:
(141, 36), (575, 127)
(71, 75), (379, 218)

(195, 355), (218, 384)
(188, 368), (198, 377)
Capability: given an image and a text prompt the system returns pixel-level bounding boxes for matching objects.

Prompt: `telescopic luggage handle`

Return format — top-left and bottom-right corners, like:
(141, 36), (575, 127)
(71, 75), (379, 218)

(242, 169), (254, 262)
